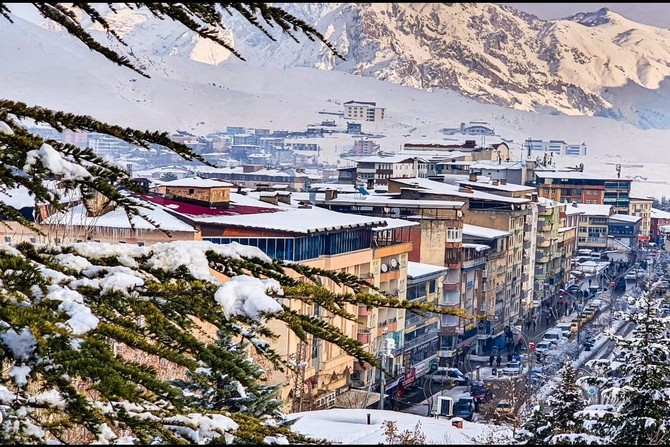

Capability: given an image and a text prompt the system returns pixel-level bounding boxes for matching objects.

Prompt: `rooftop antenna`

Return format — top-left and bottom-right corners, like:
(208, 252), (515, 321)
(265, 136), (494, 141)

(615, 163), (622, 179)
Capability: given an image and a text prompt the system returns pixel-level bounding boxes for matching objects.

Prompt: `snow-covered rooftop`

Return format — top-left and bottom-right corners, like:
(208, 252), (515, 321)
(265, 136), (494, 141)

(457, 179), (535, 192)
(407, 261), (448, 279)
(651, 207), (670, 219)
(162, 176), (234, 188)
(462, 223), (511, 239)
(390, 177), (529, 204)
(373, 217), (419, 231)
(565, 203), (612, 216)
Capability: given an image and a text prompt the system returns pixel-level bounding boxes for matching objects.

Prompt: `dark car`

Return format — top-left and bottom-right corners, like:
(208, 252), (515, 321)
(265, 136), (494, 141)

(470, 381), (493, 403)
(452, 398), (475, 421)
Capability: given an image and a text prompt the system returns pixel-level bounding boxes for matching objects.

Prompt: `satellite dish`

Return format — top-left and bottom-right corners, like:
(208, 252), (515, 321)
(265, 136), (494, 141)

(390, 258), (399, 269)
(381, 263), (389, 273)
(457, 210), (463, 218)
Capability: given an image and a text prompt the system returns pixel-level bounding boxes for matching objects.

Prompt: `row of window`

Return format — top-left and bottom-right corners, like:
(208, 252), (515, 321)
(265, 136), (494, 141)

(205, 229), (372, 262)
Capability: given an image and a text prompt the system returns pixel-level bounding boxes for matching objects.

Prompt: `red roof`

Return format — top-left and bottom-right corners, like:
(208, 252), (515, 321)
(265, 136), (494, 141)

(139, 194), (281, 217)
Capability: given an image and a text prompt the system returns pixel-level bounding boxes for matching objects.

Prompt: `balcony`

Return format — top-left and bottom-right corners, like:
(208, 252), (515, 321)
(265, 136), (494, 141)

(403, 331), (438, 352)
(495, 284), (504, 294)
(378, 319), (397, 334)
(357, 331), (371, 345)
(444, 281), (460, 291)
(358, 305), (373, 317)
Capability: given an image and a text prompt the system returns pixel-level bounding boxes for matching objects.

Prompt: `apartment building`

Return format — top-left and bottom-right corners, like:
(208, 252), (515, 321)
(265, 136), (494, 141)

(629, 196), (653, 245)
(399, 262), (448, 391)
(462, 223), (511, 355)
(565, 202), (614, 251)
(343, 100), (386, 122)
(383, 177), (531, 365)
(534, 171), (632, 214)
(651, 208), (670, 245)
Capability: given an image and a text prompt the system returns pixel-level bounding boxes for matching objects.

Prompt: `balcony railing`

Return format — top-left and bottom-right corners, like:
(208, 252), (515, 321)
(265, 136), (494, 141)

(357, 331), (371, 345)
(403, 331), (438, 352)
(358, 305), (373, 317)
(444, 282), (460, 291)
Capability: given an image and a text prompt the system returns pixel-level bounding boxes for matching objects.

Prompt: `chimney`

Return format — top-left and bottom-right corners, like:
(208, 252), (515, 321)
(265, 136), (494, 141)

(572, 201), (578, 207)
(468, 172), (478, 182)
(277, 192), (292, 205)
(325, 189), (338, 201)
(531, 192), (538, 203)
(500, 179), (507, 185)
(259, 193), (279, 206)
(491, 179), (499, 186)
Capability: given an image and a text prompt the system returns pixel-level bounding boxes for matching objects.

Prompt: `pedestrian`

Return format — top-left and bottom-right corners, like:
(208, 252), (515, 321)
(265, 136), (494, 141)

(525, 320), (531, 332)
(532, 320), (537, 331)
(507, 352), (513, 362)
(489, 354), (495, 367)
(496, 355), (502, 367)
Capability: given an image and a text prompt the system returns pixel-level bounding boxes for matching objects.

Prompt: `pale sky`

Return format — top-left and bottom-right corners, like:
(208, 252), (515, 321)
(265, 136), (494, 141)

(501, 3), (670, 29)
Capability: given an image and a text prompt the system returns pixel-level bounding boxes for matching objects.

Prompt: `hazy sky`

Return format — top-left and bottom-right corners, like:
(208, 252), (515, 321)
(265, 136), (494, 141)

(501, 3), (670, 29)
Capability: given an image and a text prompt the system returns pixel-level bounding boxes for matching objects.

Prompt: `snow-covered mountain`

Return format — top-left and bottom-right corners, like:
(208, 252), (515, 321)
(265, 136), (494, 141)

(4, 1), (670, 198)
(31, 3), (670, 130)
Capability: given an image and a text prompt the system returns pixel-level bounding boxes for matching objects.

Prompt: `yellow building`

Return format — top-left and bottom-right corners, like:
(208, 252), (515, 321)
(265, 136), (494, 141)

(629, 196), (653, 244)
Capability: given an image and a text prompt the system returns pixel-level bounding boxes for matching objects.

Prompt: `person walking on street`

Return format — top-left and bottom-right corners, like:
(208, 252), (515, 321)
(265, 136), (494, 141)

(496, 355), (502, 368)
(532, 320), (536, 331)
(489, 354), (495, 367)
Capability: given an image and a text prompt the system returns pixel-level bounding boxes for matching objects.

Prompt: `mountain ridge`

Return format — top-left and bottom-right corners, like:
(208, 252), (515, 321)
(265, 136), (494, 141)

(3, 2), (670, 176)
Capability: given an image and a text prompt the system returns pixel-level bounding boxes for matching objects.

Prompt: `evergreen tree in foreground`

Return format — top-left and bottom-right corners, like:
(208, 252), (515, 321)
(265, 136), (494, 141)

(517, 360), (590, 445)
(0, 241), (459, 444)
(594, 288), (670, 445)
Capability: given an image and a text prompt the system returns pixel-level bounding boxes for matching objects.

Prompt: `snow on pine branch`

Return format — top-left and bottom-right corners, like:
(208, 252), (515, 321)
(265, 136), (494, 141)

(23, 142), (92, 180)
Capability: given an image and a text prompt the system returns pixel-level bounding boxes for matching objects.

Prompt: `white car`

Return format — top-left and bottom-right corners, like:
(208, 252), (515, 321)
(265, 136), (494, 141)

(502, 361), (523, 376)
(534, 340), (556, 355)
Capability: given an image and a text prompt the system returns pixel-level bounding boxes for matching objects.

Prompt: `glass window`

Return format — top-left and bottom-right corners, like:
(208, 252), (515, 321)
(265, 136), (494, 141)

(429, 280), (436, 294)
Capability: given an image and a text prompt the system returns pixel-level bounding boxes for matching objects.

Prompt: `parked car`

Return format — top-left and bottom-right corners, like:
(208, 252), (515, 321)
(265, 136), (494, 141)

(542, 328), (564, 343)
(534, 340), (556, 356)
(502, 361), (523, 376)
(424, 367), (469, 386)
(453, 395), (476, 421)
(494, 400), (515, 422)
(556, 322), (573, 338)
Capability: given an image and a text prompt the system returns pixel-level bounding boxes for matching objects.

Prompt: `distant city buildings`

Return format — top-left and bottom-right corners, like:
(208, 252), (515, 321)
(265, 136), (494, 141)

(523, 138), (587, 156)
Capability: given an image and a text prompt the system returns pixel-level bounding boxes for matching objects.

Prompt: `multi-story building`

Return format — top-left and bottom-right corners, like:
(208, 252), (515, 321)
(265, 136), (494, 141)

(452, 178), (537, 323)
(522, 139), (587, 156)
(534, 198), (571, 320)
(534, 171), (632, 214)
(382, 177), (530, 362)
(350, 218), (416, 405)
(141, 187), (403, 412)
(343, 100), (386, 122)
(399, 262), (447, 392)
(462, 223), (511, 355)
(650, 208), (670, 246)
(629, 196), (653, 245)
(345, 154), (421, 187)
(195, 165), (311, 191)
(565, 203), (614, 251)
(608, 213), (642, 252)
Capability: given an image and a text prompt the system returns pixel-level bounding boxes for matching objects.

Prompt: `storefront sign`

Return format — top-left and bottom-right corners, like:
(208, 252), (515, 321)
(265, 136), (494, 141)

(402, 368), (416, 387)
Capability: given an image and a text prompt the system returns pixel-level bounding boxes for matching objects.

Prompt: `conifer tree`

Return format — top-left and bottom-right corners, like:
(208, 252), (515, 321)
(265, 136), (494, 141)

(594, 288), (670, 445)
(517, 360), (590, 445)
(515, 403), (552, 445)
(0, 241), (460, 444)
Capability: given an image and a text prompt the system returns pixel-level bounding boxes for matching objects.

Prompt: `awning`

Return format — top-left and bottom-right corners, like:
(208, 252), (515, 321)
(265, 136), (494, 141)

(477, 334), (491, 340)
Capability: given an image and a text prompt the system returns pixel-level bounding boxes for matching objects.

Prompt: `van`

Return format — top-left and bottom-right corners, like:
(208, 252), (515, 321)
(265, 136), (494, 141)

(556, 322), (572, 338)
(542, 328), (563, 343)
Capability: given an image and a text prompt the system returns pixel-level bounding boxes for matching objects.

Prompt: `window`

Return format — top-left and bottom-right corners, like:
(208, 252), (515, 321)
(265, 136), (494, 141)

(446, 227), (461, 242)
(188, 188), (194, 194)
